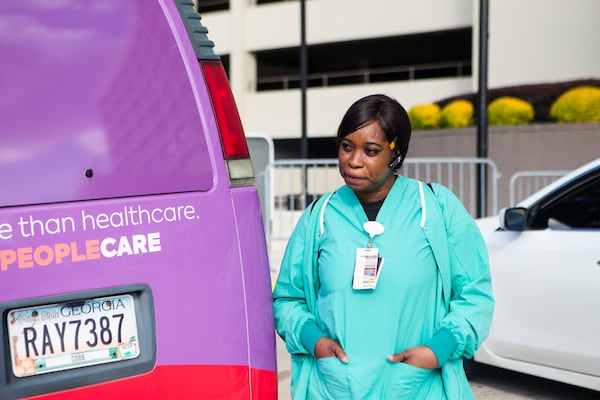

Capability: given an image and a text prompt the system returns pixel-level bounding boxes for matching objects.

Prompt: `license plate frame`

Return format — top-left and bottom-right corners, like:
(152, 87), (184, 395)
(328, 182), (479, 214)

(7, 293), (140, 377)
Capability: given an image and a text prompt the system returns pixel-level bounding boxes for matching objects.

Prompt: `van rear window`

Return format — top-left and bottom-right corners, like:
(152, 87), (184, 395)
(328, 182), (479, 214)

(0, 2), (214, 207)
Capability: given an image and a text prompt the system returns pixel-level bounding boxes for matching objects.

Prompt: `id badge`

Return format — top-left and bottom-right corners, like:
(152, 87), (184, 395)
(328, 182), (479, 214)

(352, 248), (383, 290)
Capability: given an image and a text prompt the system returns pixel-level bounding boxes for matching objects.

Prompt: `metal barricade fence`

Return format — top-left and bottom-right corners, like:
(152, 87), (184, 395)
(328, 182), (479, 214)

(401, 157), (500, 217)
(265, 157), (500, 241)
(508, 170), (569, 206)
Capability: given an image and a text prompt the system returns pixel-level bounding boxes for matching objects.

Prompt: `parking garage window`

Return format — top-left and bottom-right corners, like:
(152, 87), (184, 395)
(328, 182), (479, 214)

(255, 28), (472, 91)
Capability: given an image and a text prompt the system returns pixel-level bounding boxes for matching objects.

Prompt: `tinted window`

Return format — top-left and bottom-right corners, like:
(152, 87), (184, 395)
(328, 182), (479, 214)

(533, 174), (600, 228)
(0, 2), (213, 207)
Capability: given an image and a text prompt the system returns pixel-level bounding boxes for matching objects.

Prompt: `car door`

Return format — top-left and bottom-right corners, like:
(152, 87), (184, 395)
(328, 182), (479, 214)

(484, 171), (600, 377)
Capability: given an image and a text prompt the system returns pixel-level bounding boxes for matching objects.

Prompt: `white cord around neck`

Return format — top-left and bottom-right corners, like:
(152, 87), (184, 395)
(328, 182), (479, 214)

(418, 181), (427, 228)
(319, 192), (335, 236)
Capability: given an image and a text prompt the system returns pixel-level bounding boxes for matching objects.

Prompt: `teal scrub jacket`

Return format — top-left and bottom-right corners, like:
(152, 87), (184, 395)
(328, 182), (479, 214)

(273, 177), (494, 399)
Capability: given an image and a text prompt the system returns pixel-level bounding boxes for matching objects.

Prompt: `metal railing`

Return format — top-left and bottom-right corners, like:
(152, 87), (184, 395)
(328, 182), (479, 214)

(265, 157), (500, 240)
(401, 157), (500, 217)
(256, 60), (471, 91)
(508, 170), (569, 206)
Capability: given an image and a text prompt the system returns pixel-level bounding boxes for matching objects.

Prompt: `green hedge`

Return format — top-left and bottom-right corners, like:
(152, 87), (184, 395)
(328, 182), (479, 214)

(488, 96), (535, 126)
(441, 100), (474, 128)
(409, 80), (600, 130)
(550, 86), (600, 122)
(436, 79), (600, 122)
(408, 104), (441, 130)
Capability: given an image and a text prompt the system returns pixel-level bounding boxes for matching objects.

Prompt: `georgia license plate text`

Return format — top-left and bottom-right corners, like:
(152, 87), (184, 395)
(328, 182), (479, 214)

(8, 294), (140, 377)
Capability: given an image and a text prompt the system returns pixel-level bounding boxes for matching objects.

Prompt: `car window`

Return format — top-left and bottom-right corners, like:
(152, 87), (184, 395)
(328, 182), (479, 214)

(0, 2), (213, 207)
(532, 174), (600, 229)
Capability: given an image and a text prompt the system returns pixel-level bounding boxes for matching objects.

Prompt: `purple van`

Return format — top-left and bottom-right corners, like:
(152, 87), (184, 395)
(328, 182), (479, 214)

(0, 1), (276, 399)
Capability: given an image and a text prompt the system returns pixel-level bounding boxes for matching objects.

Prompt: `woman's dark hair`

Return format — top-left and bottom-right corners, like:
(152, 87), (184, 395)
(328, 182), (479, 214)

(336, 94), (412, 165)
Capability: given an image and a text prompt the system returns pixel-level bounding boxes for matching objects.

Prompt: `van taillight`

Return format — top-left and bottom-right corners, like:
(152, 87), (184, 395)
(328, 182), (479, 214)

(201, 60), (255, 187)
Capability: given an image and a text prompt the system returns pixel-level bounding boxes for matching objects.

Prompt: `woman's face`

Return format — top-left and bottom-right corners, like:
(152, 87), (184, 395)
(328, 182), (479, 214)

(338, 121), (397, 202)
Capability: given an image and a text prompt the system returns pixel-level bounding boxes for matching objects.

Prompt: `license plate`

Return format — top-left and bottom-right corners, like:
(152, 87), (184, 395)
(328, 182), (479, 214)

(7, 294), (140, 377)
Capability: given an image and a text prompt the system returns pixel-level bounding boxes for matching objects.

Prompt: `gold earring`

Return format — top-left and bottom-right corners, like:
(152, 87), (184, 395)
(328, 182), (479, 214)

(389, 141), (396, 151)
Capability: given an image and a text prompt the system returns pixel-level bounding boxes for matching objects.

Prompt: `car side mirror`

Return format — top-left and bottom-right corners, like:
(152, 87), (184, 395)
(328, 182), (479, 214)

(501, 207), (528, 231)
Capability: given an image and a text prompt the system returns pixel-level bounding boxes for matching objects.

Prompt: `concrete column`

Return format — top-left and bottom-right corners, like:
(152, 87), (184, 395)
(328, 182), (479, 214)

(230, 0), (256, 121)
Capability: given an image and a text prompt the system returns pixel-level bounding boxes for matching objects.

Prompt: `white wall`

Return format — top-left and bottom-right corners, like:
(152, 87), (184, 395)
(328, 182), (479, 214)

(488, 0), (600, 88)
(244, 78), (473, 138)
(204, 0), (472, 52)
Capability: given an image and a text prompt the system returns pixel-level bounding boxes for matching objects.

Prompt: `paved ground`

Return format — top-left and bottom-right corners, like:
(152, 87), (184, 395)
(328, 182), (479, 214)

(276, 336), (292, 400)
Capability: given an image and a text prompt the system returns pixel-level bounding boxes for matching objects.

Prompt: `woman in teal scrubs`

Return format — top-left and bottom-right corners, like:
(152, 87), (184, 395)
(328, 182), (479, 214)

(273, 94), (494, 399)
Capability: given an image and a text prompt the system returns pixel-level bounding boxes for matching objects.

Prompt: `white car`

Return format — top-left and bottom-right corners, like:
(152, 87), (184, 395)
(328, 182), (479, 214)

(472, 158), (600, 392)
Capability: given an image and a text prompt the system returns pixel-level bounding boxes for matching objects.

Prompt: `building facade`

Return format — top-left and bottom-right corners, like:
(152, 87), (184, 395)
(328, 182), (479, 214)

(197, 0), (600, 157)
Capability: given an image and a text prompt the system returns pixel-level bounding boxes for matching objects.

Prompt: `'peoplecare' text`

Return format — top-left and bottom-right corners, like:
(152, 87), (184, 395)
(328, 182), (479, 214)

(1, 232), (161, 271)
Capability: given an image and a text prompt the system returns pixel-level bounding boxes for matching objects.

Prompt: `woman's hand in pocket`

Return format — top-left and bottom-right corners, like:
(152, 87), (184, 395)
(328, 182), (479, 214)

(314, 337), (349, 363)
(387, 346), (438, 369)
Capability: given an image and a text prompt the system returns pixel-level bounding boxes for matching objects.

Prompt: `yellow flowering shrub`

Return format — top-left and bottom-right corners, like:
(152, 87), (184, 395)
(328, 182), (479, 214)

(408, 104), (442, 130)
(441, 99), (474, 128)
(487, 96), (534, 126)
(550, 86), (600, 122)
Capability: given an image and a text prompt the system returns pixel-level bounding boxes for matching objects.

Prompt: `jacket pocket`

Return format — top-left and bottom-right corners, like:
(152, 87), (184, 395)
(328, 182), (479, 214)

(384, 362), (434, 399)
(317, 357), (350, 399)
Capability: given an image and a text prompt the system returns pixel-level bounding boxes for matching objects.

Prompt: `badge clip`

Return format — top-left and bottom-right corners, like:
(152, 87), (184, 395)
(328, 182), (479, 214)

(363, 221), (384, 247)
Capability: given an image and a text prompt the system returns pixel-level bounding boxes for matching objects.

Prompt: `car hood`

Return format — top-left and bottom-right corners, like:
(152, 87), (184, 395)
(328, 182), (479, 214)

(475, 216), (501, 237)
